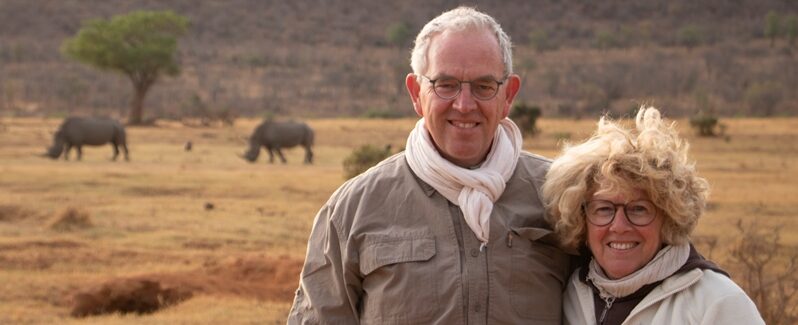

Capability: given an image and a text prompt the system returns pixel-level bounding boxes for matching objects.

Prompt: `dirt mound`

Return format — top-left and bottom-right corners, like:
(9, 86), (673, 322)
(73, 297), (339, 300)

(47, 207), (92, 231)
(70, 279), (192, 317)
(70, 255), (303, 317)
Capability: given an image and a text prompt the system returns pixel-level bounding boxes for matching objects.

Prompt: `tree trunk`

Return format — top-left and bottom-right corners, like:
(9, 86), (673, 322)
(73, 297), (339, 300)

(128, 83), (149, 125)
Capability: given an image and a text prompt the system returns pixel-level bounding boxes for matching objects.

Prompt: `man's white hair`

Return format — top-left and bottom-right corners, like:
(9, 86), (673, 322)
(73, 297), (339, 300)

(410, 6), (513, 78)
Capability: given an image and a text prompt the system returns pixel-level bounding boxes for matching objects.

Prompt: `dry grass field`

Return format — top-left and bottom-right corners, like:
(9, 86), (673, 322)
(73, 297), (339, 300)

(0, 116), (796, 324)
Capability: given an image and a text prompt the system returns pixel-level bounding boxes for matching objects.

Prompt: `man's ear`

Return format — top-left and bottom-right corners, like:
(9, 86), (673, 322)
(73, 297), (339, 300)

(501, 74), (521, 118)
(405, 73), (424, 117)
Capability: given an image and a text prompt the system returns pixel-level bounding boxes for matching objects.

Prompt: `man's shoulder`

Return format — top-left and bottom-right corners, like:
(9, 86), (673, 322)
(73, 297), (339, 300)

(515, 151), (552, 178)
(330, 152), (411, 200)
(519, 151), (552, 164)
(347, 152), (409, 184)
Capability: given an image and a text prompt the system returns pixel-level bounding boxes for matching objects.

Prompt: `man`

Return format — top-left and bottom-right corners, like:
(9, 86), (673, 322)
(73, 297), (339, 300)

(288, 7), (569, 324)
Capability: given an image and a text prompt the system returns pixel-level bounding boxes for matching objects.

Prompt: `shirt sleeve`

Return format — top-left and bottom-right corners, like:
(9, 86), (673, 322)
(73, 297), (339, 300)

(287, 201), (362, 324)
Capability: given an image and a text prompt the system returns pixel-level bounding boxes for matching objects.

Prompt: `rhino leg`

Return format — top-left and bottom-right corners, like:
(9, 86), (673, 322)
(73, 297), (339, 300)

(63, 143), (72, 160)
(111, 144), (119, 161)
(122, 143), (129, 161)
(275, 148), (287, 164)
(304, 146), (313, 164)
(266, 148), (275, 164)
(76, 146), (83, 161)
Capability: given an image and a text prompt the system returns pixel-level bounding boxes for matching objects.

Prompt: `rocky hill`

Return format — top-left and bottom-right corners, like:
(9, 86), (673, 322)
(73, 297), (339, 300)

(1, 0), (796, 120)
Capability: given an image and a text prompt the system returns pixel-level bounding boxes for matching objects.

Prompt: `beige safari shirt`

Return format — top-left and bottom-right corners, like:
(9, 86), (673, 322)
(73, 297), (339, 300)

(288, 152), (570, 324)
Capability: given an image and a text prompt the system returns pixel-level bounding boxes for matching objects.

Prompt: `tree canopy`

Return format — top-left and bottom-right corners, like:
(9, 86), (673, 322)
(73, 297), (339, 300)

(62, 10), (189, 124)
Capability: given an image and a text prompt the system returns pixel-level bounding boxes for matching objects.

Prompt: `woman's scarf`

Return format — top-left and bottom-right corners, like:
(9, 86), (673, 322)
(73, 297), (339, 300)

(405, 118), (522, 246)
(587, 243), (691, 299)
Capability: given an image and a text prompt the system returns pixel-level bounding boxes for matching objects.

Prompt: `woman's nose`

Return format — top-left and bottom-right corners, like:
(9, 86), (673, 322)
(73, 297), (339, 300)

(608, 208), (633, 232)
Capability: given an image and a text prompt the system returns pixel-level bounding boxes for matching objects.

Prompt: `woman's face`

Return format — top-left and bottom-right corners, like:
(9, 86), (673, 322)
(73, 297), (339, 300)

(586, 187), (664, 279)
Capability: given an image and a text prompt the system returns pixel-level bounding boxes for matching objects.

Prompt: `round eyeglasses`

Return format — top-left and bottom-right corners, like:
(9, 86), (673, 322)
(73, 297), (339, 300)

(582, 199), (658, 226)
(419, 75), (507, 101)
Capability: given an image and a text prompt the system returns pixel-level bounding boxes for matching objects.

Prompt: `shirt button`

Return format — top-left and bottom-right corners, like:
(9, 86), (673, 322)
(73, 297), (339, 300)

(470, 248), (479, 257)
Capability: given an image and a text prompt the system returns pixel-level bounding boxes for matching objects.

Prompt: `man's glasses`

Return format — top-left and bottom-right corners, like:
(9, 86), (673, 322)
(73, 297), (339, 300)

(419, 75), (507, 101)
(582, 199), (658, 226)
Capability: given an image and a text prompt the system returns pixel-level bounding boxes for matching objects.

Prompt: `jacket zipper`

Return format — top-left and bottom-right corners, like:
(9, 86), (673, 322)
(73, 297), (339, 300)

(598, 296), (616, 325)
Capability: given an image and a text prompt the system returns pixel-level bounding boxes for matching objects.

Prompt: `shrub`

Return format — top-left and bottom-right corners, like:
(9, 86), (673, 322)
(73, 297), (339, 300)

(689, 112), (719, 137)
(786, 15), (798, 47)
(729, 220), (798, 325)
(594, 30), (618, 50)
(361, 107), (406, 119)
(677, 25), (702, 50)
(765, 11), (781, 47)
(745, 82), (783, 116)
(386, 22), (412, 48)
(529, 29), (557, 52)
(509, 102), (542, 137)
(343, 144), (393, 179)
(552, 132), (572, 142)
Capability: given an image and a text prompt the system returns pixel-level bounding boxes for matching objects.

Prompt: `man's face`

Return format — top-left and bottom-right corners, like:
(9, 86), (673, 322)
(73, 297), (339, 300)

(406, 27), (520, 167)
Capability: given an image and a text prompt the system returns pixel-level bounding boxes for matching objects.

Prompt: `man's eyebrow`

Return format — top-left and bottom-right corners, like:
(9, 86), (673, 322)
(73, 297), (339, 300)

(430, 73), (500, 81)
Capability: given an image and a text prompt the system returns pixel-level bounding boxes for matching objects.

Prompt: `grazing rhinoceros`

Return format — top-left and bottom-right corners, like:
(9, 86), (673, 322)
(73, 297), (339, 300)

(44, 117), (129, 161)
(240, 120), (314, 164)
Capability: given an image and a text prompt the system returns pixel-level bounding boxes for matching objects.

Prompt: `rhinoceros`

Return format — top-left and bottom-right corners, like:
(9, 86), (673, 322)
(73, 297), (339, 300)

(240, 120), (314, 164)
(44, 117), (129, 161)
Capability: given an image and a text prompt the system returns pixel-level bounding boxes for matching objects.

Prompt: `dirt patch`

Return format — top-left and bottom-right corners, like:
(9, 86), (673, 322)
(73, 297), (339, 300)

(0, 239), (84, 250)
(123, 186), (201, 197)
(0, 204), (38, 222)
(70, 279), (193, 317)
(69, 255), (303, 317)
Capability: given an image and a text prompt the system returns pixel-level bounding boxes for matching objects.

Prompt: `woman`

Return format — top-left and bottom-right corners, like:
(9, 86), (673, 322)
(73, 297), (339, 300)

(542, 107), (764, 324)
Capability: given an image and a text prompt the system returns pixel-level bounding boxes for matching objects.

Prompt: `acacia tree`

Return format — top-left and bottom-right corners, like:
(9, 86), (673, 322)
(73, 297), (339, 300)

(62, 11), (189, 125)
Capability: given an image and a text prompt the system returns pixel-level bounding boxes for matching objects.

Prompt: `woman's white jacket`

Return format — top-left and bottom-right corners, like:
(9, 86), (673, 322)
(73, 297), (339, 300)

(564, 268), (765, 325)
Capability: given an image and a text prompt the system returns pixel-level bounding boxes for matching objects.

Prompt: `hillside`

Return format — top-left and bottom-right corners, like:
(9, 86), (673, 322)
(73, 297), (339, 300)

(0, 0), (796, 120)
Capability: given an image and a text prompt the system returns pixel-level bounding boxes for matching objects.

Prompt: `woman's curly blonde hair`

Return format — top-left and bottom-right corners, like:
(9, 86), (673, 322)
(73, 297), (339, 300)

(542, 107), (710, 251)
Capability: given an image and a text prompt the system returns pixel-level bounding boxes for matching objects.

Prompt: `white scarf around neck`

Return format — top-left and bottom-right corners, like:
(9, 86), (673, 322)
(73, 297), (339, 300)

(587, 243), (691, 299)
(404, 117), (522, 246)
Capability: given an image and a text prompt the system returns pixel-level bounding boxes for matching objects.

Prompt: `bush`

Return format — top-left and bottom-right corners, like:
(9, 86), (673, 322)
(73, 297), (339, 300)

(729, 220), (798, 325)
(677, 25), (702, 50)
(594, 30), (618, 50)
(745, 82), (783, 116)
(509, 102), (542, 137)
(765, 11), (781, 47)
(385, 22), (412, 48)
(529, 29), (557, 52)
(689, 112), (719, 137)
(786, 15), (798, 47)
(361, 107), (406, 119)
(343, 144), (393, 179)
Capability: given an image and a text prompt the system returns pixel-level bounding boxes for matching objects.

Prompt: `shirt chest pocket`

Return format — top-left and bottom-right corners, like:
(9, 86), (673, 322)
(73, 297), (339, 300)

(510, 227), (570, 321)
(359, 236), (438, 324)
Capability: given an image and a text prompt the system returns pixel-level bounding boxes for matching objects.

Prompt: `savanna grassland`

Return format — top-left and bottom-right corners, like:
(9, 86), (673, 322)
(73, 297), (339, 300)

(0, 116), (796, 324)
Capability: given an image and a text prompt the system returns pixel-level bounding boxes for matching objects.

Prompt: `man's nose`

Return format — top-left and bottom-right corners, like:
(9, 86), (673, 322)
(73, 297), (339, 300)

(452, 83), (478, 113)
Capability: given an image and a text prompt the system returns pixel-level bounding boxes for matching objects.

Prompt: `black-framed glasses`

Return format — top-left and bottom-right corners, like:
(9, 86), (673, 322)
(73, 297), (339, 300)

(419, 75), (507, 101)
(582, 199), (658, 226)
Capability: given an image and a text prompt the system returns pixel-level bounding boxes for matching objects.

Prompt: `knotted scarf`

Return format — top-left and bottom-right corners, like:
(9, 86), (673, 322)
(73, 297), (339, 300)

(405, 118), (522, 246)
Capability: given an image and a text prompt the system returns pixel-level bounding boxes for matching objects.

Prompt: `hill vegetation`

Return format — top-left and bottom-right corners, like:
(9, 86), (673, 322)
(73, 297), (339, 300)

(0, 0), (796, 120)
